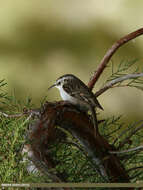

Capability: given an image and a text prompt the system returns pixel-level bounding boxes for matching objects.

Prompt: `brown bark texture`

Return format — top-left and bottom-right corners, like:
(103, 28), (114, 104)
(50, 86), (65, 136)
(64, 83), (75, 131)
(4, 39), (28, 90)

(27, 101), (130, 183)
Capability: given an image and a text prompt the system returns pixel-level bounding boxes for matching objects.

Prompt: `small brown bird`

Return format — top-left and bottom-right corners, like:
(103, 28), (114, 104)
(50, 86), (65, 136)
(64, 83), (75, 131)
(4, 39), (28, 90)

(49, 74), (103, 135)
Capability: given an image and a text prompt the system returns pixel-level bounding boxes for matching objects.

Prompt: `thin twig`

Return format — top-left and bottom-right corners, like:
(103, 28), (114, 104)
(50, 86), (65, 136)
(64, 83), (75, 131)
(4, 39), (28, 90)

(118, 123), (143, 149)
(127, 166), (143, 173)
(109, 145), (143, 154)
(0, 109), (40, 119)
(95, 73), (143, 97)
(0, 111), (24, 118)
(105, 124), (123, 138)
(88, 27), (143, 90)
(112, 120), (143, 146)
(22, 113), (33, 125)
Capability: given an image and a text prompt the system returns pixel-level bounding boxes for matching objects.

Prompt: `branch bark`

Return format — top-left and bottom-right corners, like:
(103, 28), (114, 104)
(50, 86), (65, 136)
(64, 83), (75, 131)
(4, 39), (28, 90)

(26, 101), (130, 183)
(109, 145), (143, 154)
(95, 73), (143, 97)
(88, 27), (143, 90)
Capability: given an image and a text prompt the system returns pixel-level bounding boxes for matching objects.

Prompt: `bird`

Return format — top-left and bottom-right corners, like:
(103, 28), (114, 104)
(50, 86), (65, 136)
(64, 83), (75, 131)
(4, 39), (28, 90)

(48, 74), (103, 135)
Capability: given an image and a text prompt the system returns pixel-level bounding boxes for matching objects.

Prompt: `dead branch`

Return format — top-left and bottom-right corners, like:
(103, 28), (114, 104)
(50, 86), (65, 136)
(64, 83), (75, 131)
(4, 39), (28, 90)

(26, 101), (130, 183)
(88, 27), (143, 90)
(95, 73), (143, 97)
(24, 104), (72, 190)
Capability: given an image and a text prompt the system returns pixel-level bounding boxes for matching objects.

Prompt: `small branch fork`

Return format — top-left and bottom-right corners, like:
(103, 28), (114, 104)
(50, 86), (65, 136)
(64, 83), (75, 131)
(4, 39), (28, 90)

(88, 27), (143, 90)
(95, 73), (143, 97)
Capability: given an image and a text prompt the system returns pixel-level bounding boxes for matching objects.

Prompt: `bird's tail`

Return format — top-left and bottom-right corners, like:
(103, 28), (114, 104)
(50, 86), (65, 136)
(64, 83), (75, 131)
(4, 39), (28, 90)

(89, 105), (99, 136)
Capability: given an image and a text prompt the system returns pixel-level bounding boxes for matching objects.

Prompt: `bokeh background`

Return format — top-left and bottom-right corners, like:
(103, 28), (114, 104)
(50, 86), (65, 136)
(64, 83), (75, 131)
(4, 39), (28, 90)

(0, 0), (143, 122)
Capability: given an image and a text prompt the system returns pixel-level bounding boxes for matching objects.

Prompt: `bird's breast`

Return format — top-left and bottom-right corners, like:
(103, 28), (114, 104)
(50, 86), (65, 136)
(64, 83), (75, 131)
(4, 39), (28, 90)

(59, 87), (75, 102)
(58, 87), (89, 111)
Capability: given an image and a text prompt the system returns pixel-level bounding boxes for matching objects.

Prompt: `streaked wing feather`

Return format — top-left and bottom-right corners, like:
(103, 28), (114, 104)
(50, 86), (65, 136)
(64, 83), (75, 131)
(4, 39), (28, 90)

(63, 80), (103, 110)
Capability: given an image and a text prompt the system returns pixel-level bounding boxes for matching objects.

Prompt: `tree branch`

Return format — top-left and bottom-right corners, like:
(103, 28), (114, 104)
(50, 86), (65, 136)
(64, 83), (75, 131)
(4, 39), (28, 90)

(0, 108), (41, 118)
(26, 101), (130, 183)
(0, 111), (24, 118)
(95, 73), (143, 97)
(88, 27), (143, 90)
(109, 145), (143, 154)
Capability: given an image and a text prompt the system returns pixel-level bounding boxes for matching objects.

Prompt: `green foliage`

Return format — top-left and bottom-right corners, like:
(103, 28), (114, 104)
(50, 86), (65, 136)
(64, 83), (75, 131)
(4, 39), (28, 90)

(0, 82), (39, 184)
(49, 141), (102, 183)
(103, 59), (143, 92)
(0, 116), (27, 183)
(109, 59), (139, 81)
(102, 118), (143, 181)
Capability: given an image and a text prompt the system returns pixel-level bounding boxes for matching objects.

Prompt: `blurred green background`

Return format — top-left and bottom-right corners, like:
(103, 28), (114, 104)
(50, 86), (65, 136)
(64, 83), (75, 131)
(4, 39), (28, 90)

(0, 0), (143, 122)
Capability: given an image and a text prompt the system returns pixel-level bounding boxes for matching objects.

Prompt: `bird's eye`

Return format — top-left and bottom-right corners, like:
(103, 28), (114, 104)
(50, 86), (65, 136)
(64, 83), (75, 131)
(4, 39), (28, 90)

(58, 82), (61, 85)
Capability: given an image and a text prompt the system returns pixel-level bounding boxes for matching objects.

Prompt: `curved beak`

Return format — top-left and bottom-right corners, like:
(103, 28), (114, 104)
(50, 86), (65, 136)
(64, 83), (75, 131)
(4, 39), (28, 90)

(48, 84), (56, 90)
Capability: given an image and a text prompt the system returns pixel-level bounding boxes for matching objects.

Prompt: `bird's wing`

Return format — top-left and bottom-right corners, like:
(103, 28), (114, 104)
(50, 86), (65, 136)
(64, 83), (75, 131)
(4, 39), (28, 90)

(63, 82), (103, 110)
(75, 82), (103, 110)
(63, 83), (85, 102)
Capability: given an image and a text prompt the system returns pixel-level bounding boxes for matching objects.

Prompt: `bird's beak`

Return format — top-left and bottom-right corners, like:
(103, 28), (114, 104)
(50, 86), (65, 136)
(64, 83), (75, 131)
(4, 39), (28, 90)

(48, 84), (56, 90)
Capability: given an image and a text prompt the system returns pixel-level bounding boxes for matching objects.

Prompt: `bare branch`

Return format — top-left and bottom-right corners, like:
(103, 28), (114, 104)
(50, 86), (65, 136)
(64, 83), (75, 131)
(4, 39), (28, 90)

(95, 73), (143, 97)
(0, 111), (24, 118)
(22, 113), (33, 124)
(0, 108), (40, 119)
(109, 145), (143, 154)
(88, 27), (143, 90)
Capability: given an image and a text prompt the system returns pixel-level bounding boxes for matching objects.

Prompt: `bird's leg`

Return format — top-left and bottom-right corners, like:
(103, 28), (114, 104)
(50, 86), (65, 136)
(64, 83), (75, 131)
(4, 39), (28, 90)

(89, 105), (98, 136)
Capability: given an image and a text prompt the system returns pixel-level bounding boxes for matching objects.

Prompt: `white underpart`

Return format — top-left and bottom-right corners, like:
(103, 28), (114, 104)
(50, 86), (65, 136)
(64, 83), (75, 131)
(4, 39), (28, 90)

(56, 85), (76, 103)
(56, 84), (88, 111)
